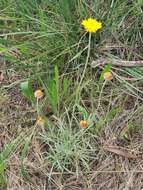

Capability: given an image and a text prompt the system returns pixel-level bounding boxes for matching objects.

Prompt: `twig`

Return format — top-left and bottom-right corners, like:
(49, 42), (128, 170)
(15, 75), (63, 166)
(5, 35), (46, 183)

(91, 58), (143, 68)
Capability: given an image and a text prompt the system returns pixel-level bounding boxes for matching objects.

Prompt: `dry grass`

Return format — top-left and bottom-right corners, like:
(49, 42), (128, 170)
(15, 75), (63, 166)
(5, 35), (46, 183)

(0, 0), (143, 189)
(1, 73), (143, 190)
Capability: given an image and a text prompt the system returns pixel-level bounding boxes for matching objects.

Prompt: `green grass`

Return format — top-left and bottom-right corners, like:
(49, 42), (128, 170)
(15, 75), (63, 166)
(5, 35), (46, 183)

(0, 0), (143, 189)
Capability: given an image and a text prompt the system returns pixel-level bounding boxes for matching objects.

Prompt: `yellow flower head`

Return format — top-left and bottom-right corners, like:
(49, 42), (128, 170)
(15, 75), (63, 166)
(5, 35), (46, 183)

(80, 120), (88, 128)
(34, 89), (44, 99)
(81, 18), (102, 33)
(36, 116), (44, 126)
(103, 72), (113, 81)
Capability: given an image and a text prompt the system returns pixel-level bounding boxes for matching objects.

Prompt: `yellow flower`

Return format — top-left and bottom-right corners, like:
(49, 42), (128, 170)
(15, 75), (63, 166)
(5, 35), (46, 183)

(36, 116), (44, 126)
(103, 72), (113, 81)
(34, 89), (44, 99)
(80, 120), (88, 128)
(81, 18), (102, 33)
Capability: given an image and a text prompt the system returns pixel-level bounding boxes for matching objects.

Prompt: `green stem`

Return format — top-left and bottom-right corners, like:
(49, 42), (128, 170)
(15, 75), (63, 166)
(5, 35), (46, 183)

(70, 33), (92, 126)
(76, 32), (92, 103)
(97, 81), (106, 110)
(36, 98), (39, 116)
(79, 32), (91, 86)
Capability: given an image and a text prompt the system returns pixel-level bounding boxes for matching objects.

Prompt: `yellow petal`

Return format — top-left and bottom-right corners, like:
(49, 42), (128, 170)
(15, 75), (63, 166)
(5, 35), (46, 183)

(36, 116), (44, 126)
(34, 89), (44, 99)
(103, 72), (113, 81)
(81, 18), (102, 33)
(80, 120), (88, 128)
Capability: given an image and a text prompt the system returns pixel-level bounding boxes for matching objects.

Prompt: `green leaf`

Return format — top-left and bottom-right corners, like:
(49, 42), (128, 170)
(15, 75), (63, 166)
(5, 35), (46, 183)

(50, 80), (58, 114)
(63, 78), (70, 96)
(53, 65), (59, 113)
(59, 0), (72, 22)
(119, 131), (129, 141)
(20, 140), (30, 162)
(0, 133), (26, 187)
(0, 47), (7, 53)
(0, 158), (6, 174)
(20, 139), (32, 182)
(54, 65), (59, 94)
(46, 78), (58, 114)
(0, 158), (7, 187)
(20, 164), (32, 182)
(77, 104), (89, 120)
(20, 46), (29, 55)
(0, 173), (7, 188)
(20, 80), (35, 103)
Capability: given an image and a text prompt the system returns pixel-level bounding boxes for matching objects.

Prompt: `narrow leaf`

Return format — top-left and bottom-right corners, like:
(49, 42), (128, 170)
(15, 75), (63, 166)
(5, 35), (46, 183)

(20, 80), (34, 103)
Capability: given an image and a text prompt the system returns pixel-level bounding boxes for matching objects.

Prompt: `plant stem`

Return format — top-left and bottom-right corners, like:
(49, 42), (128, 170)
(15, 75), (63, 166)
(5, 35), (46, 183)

(36, 98), (39, 116)
(97, 81), (106, 110)
(71, 33), (92, 126)
(79, 32), (91, 86)
(76, 32), (92, 103)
